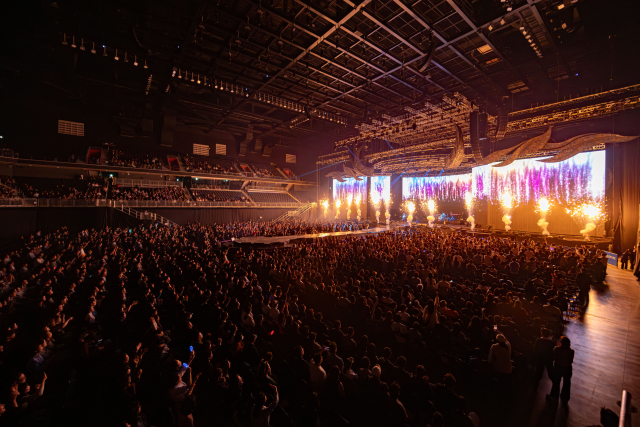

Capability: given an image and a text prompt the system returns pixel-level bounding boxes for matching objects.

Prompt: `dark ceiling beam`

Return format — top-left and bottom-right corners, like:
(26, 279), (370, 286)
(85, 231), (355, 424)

(217, 0), (373, 125)
(524, 0), (574, 78)
(237, 1), (423, 100)
(391, 0), (510, 97)
(443, 0), (533, 90)
(288, 0), (434, 95)
(434, 1), (543, 53)
(314, 50), (439, 110)
(195, 50), (366, 116)
(354, 7), (467, 92)
(194, 24), (404, 112)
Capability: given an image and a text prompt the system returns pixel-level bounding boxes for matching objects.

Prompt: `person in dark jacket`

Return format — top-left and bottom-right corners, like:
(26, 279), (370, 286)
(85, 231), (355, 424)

(547, 336), (575, 401)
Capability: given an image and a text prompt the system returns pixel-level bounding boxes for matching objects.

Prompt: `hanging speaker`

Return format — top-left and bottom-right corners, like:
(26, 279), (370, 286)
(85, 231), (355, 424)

(470, 111), (483, 162)
(495, 108), (508, 140)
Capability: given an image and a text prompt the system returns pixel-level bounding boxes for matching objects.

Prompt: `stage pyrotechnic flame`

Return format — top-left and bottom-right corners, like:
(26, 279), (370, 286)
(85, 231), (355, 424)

(371, 191), (381, 223)
(467, 216), (475, 230)
(425, 198), (437, 228)
(500, 191), (514, 210)
(535, 197), (552, 235)
(384, 195), (392, 225)
(502, 214), (512, 231)
(345, 194), (353, 220)
(335, 199), (341, 219)
(567, 202), (604, 240)
(500, 191), (515, 231)
(321, 199), (329, 218)
(355, 195), (362, 221)
(465, 192), (475, 230)
(406, 201), (416, 226)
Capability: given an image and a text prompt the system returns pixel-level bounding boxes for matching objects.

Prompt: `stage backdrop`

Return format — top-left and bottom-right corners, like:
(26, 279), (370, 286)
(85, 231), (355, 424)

(402, 174), (472, 201)
(332, 177), (368, 220)
(370, 176), (391, 220)
(397, 151), (606, 235)
(473, 151), (606, 235)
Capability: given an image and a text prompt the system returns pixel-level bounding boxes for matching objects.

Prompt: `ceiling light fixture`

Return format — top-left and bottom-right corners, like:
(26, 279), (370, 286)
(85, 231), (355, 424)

(62, 33), (68, 45)
(114, 49), (119, 61)
(124, 52), (128, 63)
(488, 24), (493, 31)
(91, 42), (96, 54)
(557, 3), (565, 9)
(143, 60), (148, 69)
(103, 46), (107, 57)
(71, 36), (76, 48)
(500, 19), (506, 25)
(134, 55), (138, 66)
(80, 38), (85, 51)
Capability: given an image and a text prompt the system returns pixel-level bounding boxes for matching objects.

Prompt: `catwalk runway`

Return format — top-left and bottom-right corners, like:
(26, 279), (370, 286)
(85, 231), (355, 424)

(232, 225), (396, 244)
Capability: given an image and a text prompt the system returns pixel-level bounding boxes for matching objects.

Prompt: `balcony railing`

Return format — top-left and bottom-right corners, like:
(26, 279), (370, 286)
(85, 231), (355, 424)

(0, 198), (302, 209)
(114, 178), (183, 188)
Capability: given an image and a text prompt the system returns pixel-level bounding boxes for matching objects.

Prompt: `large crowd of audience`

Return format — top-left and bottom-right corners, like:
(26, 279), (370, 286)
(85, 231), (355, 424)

(110, 186), (188, 202)
(18, 177), (107, 200)
(182, 156), (235, 175)
(109, 150), (162, 170)
(0, 219), (613, 427)
(190, 190), (249, 203)
(251, 165), (276, 178)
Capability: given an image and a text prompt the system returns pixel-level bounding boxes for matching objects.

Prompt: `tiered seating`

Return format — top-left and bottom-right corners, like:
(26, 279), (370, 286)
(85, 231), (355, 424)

(250, 163), (278, 178)
(110, 186), (188, 201)
(247, 192), (297, 203)
(190, 189), (248, 202)
(108, 149), (163, 169)
(182, 155), (235, 174)
(16, 176), (107, 199)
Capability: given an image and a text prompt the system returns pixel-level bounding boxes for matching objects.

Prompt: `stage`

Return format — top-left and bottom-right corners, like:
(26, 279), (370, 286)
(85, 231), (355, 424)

(231, 225), (396, 244)
(230, 222), (612, 250)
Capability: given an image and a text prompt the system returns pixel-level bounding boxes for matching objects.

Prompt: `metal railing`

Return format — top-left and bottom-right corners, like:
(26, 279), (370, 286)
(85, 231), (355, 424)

(0, 198), (301, 209)
(115, 207), (178, 227)
(620, 390), (632, 427)
(114, 178), (183, 188)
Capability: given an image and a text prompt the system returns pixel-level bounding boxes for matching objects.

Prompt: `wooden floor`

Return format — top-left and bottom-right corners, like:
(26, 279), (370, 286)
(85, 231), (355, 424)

(516, 267), (640, 427)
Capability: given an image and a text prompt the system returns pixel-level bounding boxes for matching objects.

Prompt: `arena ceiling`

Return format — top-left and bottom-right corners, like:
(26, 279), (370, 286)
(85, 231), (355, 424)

(3, 0), (640, 145)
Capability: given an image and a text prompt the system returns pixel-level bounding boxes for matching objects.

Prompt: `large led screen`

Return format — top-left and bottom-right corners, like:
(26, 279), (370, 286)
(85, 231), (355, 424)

(402, 174), (472, 201)
(333, 177), (367, 202)
(471, 150), (605, 204)
(370, 176), (391, 204)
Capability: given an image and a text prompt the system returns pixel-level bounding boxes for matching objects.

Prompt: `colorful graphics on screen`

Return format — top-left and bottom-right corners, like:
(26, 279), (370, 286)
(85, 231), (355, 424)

(402, 174), (472, 201)
(472, 151), (605, 205)
(333, 178), (367, 202)
(370, 176), (391, 204)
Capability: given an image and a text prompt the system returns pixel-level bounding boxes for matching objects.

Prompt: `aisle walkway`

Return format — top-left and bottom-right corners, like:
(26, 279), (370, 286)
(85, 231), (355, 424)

(522, 267), (640, 427)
